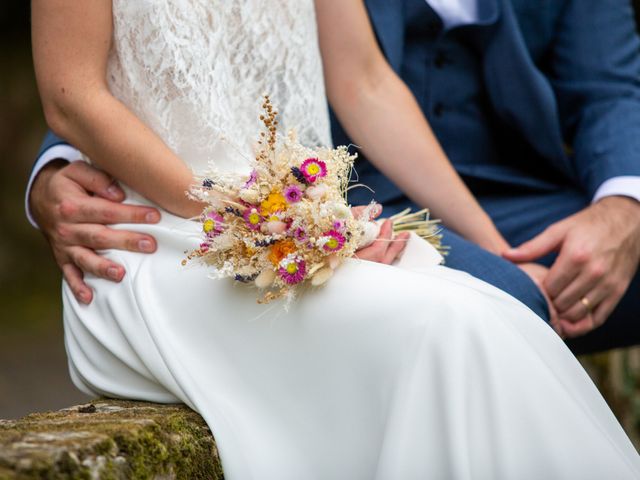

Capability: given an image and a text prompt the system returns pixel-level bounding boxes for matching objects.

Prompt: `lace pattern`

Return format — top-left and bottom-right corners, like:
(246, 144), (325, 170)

(108, 0), (332, 175)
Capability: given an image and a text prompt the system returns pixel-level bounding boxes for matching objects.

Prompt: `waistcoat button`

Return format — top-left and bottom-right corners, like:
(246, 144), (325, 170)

(434, 50), (449, 69)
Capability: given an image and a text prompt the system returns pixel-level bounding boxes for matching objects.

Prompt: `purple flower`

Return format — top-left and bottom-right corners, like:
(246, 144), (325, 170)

(284, 185), (303, 203)
(290, 166), (309, 185)
(293, 227), (307, 242)
(243, 169), (258, 188)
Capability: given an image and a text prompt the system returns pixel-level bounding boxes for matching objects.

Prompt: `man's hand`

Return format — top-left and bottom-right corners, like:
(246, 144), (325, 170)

(504, 196), (640, 337)
(31, 160), (161, 304)
(352, 204), (410, 264)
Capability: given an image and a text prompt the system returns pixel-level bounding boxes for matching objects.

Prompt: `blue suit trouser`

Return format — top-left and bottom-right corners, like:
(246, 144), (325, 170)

(385, 181), (639, 355)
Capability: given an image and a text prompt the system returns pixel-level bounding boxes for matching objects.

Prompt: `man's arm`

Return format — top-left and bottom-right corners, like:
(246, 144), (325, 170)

(551, 0), (640, 196)
(505, 0), (640, 337)
(25, 131), (81, 227)
(28, 133), (161, 304)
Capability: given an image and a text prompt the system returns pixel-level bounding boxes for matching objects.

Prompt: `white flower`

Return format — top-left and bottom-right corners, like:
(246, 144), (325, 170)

(306, 184), (328, 200)
(357, 221), (381, 249)
(311, 267), (333, 286)
(239, 188), (260, 204)
(255, 269), (276, 289)
(332, 203), (351, 220)
(327, 254), (341, 269)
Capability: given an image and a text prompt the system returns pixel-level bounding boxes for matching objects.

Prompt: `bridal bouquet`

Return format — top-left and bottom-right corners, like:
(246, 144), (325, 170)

(186, 96), (442, 304)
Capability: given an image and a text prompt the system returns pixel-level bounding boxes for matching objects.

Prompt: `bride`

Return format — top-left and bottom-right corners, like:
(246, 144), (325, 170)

(32, 0), (640, 478)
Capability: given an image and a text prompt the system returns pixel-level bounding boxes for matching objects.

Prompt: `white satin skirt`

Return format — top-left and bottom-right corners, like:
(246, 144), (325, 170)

(62, 210), (640, 479)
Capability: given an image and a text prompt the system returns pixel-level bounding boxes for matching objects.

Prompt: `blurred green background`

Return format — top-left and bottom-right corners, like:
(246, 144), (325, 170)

(0, 1), (639, 450)
(0, 3), (91, 418)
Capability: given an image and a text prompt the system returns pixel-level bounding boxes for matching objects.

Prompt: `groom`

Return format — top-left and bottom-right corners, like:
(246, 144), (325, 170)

(26, 0), (640, 354)
(345, 0), (640, 354)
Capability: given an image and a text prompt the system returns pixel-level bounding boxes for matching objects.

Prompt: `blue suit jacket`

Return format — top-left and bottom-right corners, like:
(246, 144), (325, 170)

(36, 0), (640, 203)
(346, 0), (640, 204)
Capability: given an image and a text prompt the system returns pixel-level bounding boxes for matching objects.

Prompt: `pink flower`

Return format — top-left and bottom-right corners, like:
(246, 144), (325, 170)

(299, 158), (327, 183)
(202, 211), (225, 237)
(243, 207), (263, 230)
(278, 256), (307, 284)
(284, 185), (303, 203)
(322, 229), (346, 253)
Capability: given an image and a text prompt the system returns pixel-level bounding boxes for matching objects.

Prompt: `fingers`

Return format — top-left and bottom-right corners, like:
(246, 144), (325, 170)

(65, 224), (157, 253)
(558, 286), (623, 338)
(559, 316), (595, 338)
(551, 266), (602, 314)
(351, 203), (382, 220)
(67, 245), (126, 282)
(358, 221), (408, 266)
(383, 232), (410, 264)
(64, 161), (125, 201)
(58, 196), (161, 225)
(61, 263), (93, 304)
(503, 222), (567, 263)
(558, 286), (607, 322)
(542, 249), (581, 299)
(360, 219), (393, 262)
(354, 219), (394, 264)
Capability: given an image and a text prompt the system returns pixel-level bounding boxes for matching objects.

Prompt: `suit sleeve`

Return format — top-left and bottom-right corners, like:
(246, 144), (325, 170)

(25, 130), (80, 228)
(549, 0), (640, 198)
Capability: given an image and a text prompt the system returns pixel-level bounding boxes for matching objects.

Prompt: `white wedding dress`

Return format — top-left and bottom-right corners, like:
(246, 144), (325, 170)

(62, 1), (640, 478)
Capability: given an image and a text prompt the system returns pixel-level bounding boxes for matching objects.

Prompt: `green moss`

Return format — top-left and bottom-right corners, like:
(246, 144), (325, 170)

(0, 400), (224, 479)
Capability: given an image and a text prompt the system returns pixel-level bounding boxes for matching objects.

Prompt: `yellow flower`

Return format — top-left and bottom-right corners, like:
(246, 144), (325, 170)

(260, 191), (288, 215)
(325, 237), (339, 250)
(203, 219), (215, 233)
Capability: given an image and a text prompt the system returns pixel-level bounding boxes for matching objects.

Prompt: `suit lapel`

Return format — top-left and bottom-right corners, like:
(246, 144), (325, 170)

(482, 0), (567, 166)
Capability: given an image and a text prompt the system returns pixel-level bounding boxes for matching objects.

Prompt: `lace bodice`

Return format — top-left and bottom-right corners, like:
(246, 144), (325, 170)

(108, 0), (332, 175)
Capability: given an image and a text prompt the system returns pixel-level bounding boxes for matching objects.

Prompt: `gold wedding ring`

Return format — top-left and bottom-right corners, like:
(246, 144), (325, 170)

(581, 296), (593, 314)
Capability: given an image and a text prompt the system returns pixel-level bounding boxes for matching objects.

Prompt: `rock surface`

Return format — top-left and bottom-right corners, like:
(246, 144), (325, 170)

(0, 399), (224, 479)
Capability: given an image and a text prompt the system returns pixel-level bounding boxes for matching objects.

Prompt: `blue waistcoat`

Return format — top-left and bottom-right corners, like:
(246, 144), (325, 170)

(337, 0), (640, 209)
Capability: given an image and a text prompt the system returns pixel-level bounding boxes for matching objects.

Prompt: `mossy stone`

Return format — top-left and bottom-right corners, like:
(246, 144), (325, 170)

(0, 399), (224, 479)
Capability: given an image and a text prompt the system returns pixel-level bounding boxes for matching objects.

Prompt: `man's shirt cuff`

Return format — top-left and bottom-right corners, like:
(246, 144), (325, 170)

(25, 144), (82, 228)
(592, 176), (640, 204)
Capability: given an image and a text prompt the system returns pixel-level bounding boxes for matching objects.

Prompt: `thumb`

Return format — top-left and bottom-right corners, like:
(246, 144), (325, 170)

(351, 203), (382, 220)
(503, 223), (568, 262)
(64, 161), (125, 201)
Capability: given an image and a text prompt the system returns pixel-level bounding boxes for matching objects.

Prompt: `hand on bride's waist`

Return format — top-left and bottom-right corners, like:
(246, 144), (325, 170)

(31, 162), (406, 305)
(30, 161), (162, 305)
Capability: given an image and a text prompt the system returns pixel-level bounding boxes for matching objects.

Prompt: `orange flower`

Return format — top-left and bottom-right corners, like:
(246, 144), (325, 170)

(268, 240), (297, 266)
